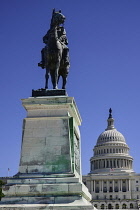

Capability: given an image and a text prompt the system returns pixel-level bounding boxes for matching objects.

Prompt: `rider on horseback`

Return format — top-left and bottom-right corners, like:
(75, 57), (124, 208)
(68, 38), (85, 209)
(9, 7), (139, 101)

(38, 9), (70, 89)
(38, 15), (69, 69)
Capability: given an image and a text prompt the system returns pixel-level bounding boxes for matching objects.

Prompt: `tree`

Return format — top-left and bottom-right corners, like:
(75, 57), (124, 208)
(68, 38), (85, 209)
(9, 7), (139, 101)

(0, 180), (5, 200)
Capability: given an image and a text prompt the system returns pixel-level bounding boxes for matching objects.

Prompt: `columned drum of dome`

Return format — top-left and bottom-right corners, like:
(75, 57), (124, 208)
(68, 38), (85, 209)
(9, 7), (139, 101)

(90, 109), (133, 174)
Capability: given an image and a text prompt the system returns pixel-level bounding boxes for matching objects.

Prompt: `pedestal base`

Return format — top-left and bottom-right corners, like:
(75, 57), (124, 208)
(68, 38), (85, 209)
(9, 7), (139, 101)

(0, 202), (96, 210)
(32, 89), (67, 97)
(0, 204), (95, 210)
(0, 175), (95, 210)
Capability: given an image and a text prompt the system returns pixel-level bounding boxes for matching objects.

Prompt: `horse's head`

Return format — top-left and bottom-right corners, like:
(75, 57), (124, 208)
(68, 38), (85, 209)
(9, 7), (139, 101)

(51, 9), (66, 27)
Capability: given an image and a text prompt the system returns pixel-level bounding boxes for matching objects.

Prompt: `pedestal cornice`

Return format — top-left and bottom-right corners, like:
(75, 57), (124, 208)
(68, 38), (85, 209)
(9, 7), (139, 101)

(22, 96), (82, 126)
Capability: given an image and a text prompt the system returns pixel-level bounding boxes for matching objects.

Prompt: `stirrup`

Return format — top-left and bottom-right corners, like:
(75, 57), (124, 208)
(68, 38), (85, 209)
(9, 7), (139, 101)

(38, 62), (45, 69)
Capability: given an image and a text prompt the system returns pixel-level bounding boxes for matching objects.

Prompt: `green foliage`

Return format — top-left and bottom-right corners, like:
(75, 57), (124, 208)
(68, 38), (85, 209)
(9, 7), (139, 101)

(0, 180), (5, 200)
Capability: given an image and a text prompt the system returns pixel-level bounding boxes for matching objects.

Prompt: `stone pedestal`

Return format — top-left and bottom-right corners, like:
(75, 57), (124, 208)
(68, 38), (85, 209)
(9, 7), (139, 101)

(0, 95), (95, 209)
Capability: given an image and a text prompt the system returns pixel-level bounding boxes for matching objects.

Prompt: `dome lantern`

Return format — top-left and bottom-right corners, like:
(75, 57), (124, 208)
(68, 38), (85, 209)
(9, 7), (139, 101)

(106, 108), (115, 131)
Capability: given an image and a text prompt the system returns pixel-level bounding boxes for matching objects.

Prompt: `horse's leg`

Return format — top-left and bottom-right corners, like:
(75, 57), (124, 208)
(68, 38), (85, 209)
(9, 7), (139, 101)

(52, 72), (58, 89)
(62, 75), (67, 89)
(50, 70), (54, 89)
(45, 68), (49, 89)
(53, 59), (61, 89)
(50, 69), (57, 89)
(57, 74), (60, 85)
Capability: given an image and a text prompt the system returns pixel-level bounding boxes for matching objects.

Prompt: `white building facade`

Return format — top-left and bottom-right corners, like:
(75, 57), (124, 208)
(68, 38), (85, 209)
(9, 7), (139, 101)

(83, 109), (140, 209)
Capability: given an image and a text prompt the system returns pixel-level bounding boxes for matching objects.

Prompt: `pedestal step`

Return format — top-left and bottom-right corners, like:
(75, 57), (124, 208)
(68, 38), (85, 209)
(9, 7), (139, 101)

(1, 176), (91, 205)
(1, 195), (88, 205)
(3, 183), (87, 197)
(0, 203), (95, 210)
(7, 176), (79, 184)
(0, 197), (95, 210)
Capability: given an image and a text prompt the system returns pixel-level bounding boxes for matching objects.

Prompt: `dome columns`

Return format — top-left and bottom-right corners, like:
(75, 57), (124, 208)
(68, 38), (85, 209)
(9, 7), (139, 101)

(90, 158), (133, 172)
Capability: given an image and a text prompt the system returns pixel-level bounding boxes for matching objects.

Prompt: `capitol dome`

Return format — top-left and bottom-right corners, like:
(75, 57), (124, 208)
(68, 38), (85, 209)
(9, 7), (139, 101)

(90, 109), (133, 174)
(97, 128), (126, 145)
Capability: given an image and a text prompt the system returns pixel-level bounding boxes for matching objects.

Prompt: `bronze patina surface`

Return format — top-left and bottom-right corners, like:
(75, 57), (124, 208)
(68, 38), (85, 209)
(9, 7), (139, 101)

(38, 9), (70, 90)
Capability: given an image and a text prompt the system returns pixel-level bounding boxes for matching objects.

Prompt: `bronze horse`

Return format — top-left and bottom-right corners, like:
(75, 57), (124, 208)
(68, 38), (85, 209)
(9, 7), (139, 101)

(38, 9), (70, 89)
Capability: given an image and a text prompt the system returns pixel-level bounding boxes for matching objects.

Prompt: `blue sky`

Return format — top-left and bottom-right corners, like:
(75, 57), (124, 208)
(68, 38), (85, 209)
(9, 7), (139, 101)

(0, 0), (140, 177)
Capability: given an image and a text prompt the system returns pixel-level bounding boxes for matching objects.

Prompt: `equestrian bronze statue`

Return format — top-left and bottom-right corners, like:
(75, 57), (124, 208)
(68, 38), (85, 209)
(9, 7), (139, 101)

(38, 9), (70, 89)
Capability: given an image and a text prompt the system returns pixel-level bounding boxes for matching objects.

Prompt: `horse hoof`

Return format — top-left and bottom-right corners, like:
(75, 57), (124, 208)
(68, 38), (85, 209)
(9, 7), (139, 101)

(53, 87), (58, 89)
